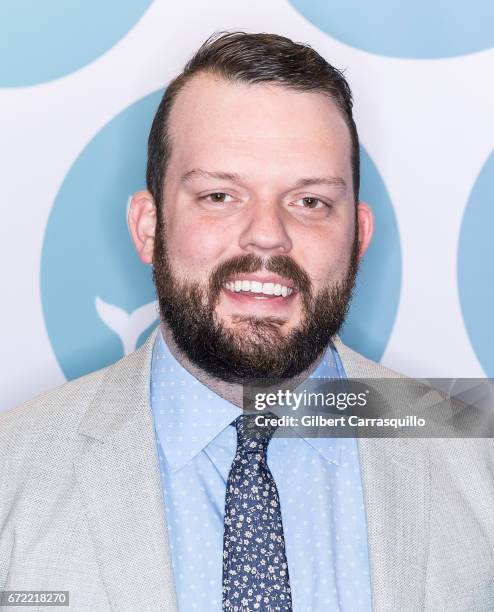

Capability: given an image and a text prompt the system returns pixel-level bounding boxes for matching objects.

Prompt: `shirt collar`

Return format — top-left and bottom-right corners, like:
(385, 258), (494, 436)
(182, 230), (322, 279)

(150, 329), (345, 472)
(294, 339), (345, 466)
(150, 329), (241, 472)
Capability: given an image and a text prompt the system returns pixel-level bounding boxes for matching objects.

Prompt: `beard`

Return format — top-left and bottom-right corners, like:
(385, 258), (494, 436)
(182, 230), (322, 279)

(152, 216), (360, 384)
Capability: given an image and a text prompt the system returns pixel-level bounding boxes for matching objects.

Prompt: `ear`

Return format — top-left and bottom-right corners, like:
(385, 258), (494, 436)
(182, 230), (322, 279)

(356, 201), (374, 260)
(128, 190), (157, 264)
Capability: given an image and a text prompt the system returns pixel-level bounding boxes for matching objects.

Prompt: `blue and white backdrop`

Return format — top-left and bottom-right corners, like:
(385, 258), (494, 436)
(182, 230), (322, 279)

(1, 1), (494, 412)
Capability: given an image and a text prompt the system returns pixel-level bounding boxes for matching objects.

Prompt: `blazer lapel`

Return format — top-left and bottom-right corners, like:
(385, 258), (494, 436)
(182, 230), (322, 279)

(334, 337), (431, 611)
(74, 328), (178, 612)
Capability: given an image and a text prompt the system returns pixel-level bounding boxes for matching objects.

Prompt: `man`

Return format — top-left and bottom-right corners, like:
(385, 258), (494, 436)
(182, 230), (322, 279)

(1, 32), (493, 612)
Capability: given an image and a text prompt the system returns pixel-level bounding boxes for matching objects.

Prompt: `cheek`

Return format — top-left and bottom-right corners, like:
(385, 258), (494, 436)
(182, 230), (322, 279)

(295, 225), (354, 285)
(164, 215), (230, 274)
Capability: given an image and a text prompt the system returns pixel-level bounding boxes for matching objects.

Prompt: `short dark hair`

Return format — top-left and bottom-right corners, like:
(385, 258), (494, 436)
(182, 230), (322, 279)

(146, 31), (360, 211)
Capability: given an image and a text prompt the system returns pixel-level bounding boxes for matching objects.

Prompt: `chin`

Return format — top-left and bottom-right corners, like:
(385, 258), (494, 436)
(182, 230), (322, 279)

(220, 313), (301, 336)
(218, 308), (281, 323)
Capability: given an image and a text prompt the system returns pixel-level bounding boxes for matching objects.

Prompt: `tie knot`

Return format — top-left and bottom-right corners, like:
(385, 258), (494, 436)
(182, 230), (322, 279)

(233, 413), (278, 454)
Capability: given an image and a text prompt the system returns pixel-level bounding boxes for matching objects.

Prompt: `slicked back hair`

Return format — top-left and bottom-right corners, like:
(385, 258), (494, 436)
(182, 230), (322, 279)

(146, 31), (360, 212)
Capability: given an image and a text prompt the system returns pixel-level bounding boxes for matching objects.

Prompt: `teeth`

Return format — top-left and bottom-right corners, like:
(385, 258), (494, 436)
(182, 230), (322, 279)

(224, 280), (294, 297)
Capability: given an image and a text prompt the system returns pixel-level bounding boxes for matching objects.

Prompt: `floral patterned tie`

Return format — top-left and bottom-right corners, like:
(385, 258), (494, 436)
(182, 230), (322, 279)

(222, 414), (293, 611)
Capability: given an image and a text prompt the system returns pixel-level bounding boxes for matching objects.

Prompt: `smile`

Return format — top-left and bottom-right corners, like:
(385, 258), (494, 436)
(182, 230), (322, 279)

(223, 280), (295, 297)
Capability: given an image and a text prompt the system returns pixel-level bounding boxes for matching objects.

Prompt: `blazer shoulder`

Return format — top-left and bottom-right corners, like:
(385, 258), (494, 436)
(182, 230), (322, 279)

(335, 339), (494, 461)
(1, 328), (158, 447)
(333, 336), (407, 379)
(0, 364), (110, 451)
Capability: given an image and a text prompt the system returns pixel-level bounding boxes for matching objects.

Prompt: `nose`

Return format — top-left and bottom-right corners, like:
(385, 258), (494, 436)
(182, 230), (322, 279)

(238, 201), (292, 255)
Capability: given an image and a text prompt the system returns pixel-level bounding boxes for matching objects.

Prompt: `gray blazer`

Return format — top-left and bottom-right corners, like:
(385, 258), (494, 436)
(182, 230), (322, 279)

(1, 328), (493, 611)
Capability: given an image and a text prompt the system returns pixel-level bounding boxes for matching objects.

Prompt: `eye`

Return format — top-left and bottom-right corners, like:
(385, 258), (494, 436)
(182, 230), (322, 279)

(292, 196), (328, 209)
(201, 192), (234, 204)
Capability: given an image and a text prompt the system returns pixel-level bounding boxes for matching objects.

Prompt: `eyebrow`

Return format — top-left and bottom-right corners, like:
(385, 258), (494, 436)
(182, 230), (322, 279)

(181, 168), (347, 190)
(290, 176), (347, 190)
(181, 169), (241, 184)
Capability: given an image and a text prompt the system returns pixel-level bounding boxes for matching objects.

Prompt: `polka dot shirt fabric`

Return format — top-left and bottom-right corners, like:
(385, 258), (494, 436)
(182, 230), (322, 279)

(150, 330), (372, 611)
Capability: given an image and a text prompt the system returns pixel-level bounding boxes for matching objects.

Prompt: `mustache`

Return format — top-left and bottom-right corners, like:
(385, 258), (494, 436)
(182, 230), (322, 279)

(209, 253), (312, 302)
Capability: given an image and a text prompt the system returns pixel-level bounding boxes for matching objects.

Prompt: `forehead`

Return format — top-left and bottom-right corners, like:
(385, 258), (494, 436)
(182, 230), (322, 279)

(167, 72), (352, 182)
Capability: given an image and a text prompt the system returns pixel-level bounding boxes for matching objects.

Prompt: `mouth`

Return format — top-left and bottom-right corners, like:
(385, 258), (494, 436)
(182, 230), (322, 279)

(223, 278), (295, 298)
(221, 275), (298, 311)
(215, 270), (303, 325)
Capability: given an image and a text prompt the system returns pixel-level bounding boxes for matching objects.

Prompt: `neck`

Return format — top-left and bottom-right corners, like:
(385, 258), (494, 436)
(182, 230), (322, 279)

(159, 320), (326, 409)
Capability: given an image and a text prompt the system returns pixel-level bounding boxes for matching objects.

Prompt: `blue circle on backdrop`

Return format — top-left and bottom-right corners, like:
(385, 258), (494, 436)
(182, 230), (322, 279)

(0, 1), (152, 87)
(340, 148), (401, 362)
(458, 150), (494, 377)
(41, 91), (162, 381)
(41, 92), (401, 381)
(288, 0), (494, 58)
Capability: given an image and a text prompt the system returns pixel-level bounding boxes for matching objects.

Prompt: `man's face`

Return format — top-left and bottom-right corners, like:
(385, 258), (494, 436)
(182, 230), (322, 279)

(141, 73), (372, 382)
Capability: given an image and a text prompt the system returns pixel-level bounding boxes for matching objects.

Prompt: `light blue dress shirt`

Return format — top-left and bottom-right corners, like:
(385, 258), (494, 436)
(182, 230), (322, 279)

(150, 330), (372, 611)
